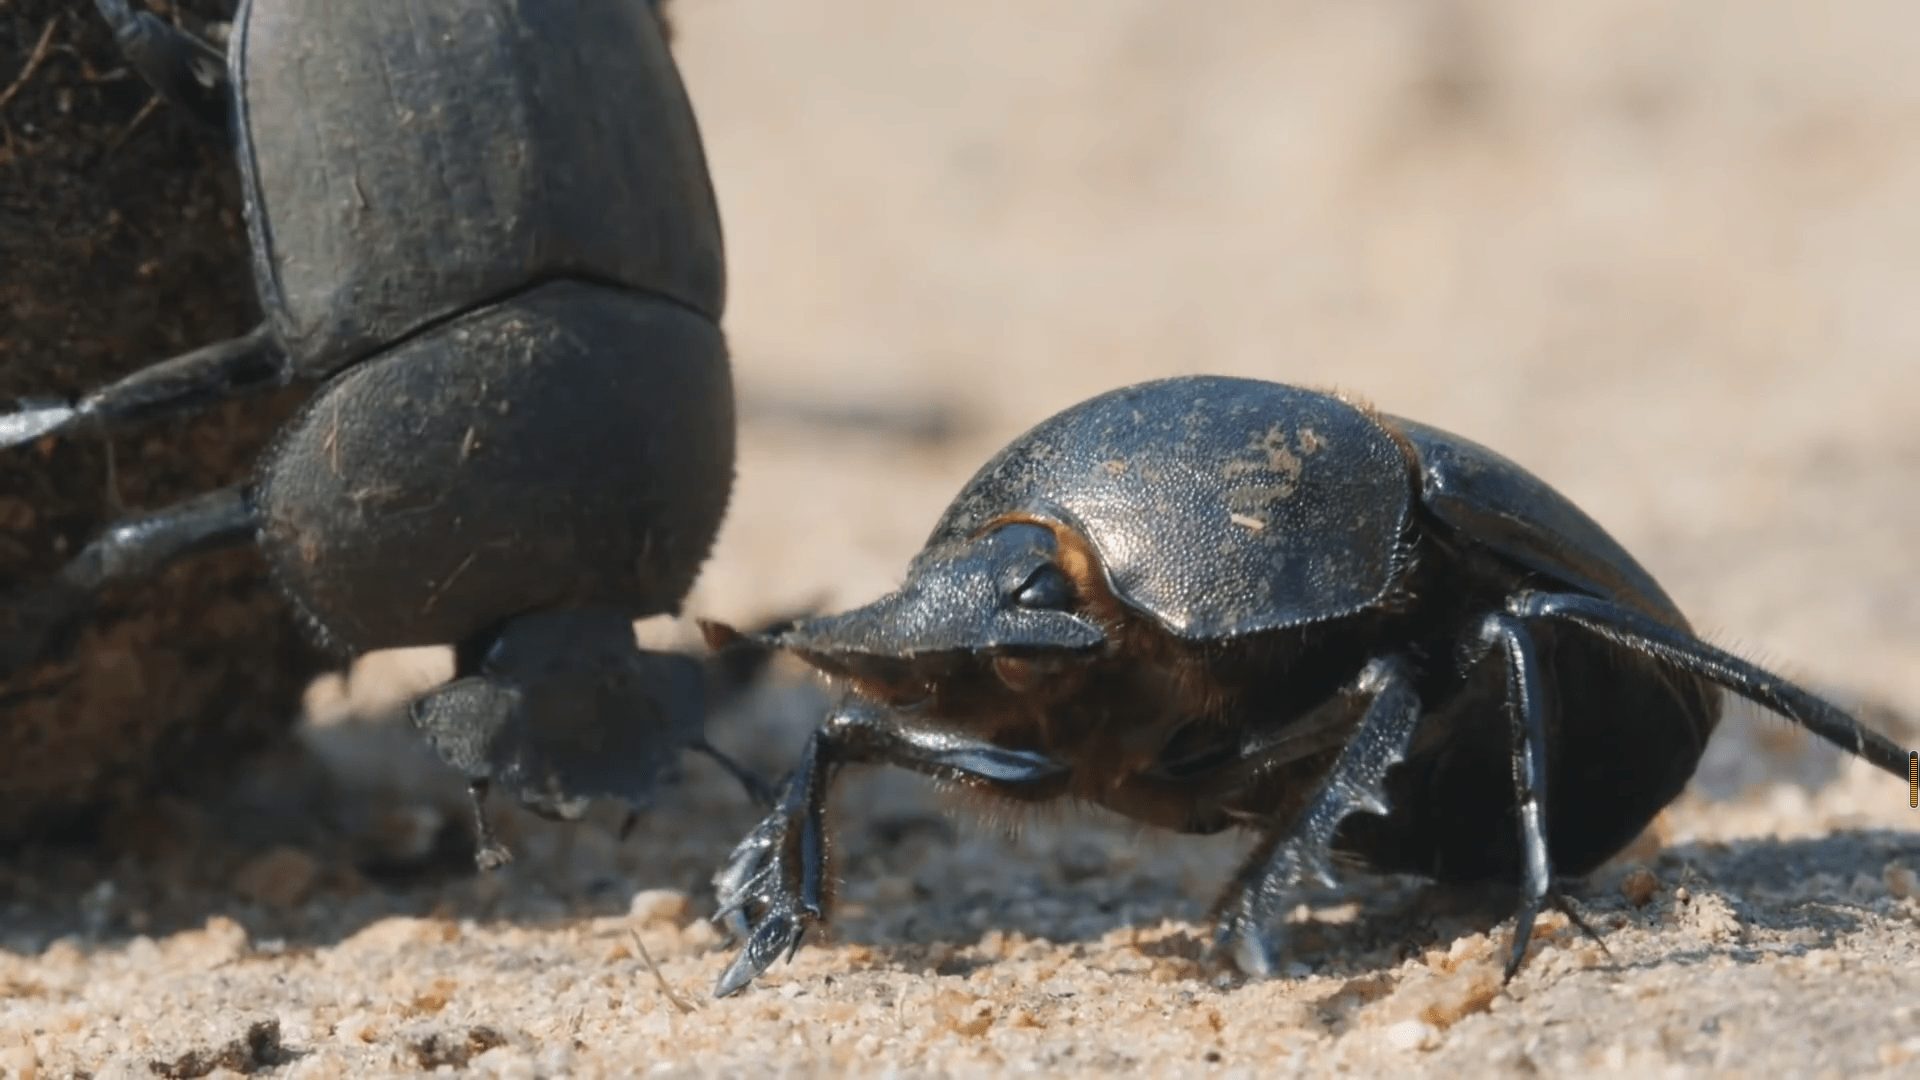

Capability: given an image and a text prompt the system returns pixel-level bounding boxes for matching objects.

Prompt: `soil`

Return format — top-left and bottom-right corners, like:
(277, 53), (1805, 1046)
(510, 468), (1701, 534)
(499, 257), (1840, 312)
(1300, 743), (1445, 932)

(4, 0), (1920, 1077)
(0, 0), (318, 843)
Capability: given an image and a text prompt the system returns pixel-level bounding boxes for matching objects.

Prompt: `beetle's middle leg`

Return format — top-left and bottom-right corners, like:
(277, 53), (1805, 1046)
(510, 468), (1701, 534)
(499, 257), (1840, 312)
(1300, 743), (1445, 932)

(1, 484), (258, 678)
(712, 696), (1069, 997)
(1211, 656), (1422, 977)
(2, 326), (288, 452)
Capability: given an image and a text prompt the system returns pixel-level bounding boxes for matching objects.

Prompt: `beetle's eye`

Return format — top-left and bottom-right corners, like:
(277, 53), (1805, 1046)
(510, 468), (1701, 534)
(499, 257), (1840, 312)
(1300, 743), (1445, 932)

(1013, 564), (1074, 610)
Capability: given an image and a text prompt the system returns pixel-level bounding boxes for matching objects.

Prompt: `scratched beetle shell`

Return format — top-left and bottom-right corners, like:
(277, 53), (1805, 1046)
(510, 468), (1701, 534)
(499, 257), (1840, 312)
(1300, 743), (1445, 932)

(923, 379), (1414, 639)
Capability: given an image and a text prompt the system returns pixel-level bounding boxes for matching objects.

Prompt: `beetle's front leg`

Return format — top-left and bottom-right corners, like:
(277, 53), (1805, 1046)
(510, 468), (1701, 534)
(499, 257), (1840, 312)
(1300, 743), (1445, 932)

(1213, 656), (1423, 976)
(712, 696), (1068, 997)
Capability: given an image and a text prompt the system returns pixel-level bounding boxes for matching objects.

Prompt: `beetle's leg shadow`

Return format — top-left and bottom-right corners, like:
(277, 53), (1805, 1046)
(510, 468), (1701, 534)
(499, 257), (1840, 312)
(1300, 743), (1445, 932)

(711, 697), (1071, 997)
(1, 325), (289, 452)
(1211, 656), (1424, 976)
(1, 484), (258, 678)
(94, 0), (229, 130)
(1513, 591), (1913, 779)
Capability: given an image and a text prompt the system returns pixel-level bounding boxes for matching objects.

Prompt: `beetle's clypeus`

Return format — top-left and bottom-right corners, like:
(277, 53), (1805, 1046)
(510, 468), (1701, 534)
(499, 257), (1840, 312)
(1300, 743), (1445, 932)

(0, 0), (759, 866)
(706, 374), (1915, 996)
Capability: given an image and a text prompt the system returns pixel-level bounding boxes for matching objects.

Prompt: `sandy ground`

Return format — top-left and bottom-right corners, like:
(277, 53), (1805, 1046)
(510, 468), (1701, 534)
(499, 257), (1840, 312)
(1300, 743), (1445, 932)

(6, 0), (1920, 1075)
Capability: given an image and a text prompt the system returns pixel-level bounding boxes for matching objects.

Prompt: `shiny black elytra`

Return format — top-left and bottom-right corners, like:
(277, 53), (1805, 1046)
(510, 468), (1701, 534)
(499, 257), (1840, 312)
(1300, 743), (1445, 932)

(707, 374), (1914, 996)
(0, 0), (751, 866)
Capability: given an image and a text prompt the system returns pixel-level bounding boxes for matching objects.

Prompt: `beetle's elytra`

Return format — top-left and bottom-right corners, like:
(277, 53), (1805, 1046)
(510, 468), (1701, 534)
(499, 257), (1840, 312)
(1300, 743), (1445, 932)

(0, 0), (755, 865)
(707, 374), (1915, 997)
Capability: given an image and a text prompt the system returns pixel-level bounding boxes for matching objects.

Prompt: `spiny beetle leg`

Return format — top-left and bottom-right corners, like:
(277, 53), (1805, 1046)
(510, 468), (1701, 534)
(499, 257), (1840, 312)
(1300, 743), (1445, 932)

(1214, 657), (1421, 977)
(712, 697), (1069, 997)
(711, 729), (832, 998)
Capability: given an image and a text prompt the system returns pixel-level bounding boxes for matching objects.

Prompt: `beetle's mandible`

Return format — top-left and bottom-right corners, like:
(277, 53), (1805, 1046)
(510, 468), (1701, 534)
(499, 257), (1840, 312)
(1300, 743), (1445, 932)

(0, 0), (759, 865)
(706, 374), (1915, 996)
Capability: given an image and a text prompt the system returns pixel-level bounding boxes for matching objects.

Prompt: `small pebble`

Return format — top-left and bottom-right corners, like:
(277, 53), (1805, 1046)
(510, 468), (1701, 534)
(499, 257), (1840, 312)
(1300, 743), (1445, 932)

(1885, 861), (1919, 901)
(628, 889), (690, 926)
(234, 846), (320, 910)
(0, 1045), (39, 1080)
(1620, 868), (1660, 907)
(1384, 1020), (1440, 1052)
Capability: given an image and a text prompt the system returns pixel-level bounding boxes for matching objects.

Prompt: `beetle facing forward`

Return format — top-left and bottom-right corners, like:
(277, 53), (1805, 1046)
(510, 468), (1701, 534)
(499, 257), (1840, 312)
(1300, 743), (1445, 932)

(0, 0), (752, 864)
(707, 374), (1914, 996)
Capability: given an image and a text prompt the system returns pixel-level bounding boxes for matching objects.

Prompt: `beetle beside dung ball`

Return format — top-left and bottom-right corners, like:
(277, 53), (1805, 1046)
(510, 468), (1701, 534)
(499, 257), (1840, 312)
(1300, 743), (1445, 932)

(0, 0), (755, 865)
(705, 374), (1914, 997)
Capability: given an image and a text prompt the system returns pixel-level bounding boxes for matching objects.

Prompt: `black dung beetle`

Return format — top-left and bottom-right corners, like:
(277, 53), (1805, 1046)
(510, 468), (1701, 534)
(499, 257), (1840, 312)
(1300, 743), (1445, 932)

(0, 0), (755, 867)
(706, 374), (1915, 996)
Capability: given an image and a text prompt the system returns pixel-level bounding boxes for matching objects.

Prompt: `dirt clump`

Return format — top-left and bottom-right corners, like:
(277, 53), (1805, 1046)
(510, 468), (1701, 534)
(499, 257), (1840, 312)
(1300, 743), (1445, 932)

(0, 0), (319, 844)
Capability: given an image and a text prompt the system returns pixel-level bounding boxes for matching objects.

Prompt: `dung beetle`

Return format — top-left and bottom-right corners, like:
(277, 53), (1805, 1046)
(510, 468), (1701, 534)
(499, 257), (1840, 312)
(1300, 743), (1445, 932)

(0, 0), (756, 866)
(706, 374), (1915, 996)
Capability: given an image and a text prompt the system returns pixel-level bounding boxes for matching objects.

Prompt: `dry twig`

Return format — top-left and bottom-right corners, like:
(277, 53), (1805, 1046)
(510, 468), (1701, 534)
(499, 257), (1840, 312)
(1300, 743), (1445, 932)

(106, 94), (163, 154)
(0, 17), (62, 116)
(630, 928), (697, 1015)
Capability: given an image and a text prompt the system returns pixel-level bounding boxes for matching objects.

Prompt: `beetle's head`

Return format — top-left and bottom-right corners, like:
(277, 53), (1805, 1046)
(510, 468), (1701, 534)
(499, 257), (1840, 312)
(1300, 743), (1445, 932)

(409, 607), (703, 821)
(711, 521), (1123, 716)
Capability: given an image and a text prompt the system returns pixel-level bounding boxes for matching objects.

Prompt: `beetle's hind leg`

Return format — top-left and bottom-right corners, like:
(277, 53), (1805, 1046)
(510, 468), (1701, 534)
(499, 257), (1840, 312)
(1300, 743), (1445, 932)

(2, 326), (288, 452)
(1511, 592), (1914, 779)
(1, 484), (258, 678)
(94, 0), (230, 130)
(1213, 656), (1424, 977)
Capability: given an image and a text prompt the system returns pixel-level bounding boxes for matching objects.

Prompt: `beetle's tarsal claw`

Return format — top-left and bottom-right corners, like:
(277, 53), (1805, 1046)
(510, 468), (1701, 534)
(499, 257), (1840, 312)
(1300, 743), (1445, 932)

(0, 399), (79, 450)
(710, 834), (813, 996)
(1502, 881), (1576, 982)
(710, 771), (827, 995)
(1504, 903), (1540, 982)
(1208, 657), (1421, 977)
(714, 904), (807, 998)
(1210, 837), (1333, 978)
(1216, 907), (1285, 978)
(1553, 893), (1608, 954)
